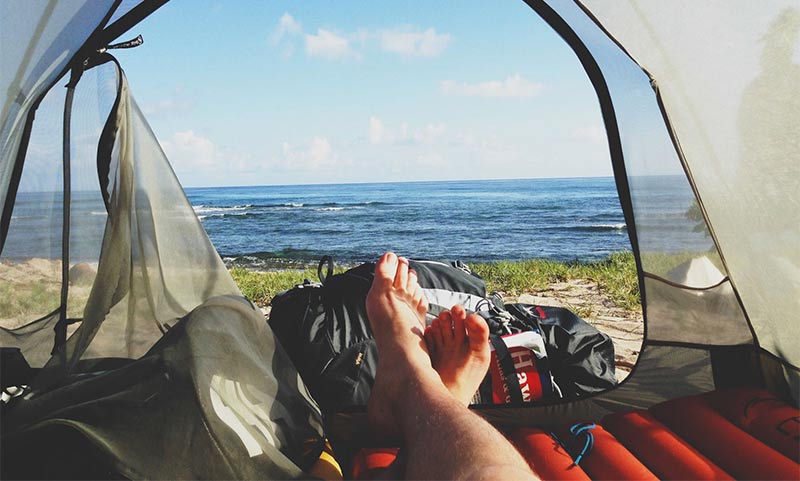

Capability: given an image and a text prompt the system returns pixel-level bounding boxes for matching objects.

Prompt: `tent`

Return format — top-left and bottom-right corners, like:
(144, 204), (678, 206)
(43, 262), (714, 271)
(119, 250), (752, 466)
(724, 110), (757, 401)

(1, 0), (797, 479)
(1, 2), (323, 479)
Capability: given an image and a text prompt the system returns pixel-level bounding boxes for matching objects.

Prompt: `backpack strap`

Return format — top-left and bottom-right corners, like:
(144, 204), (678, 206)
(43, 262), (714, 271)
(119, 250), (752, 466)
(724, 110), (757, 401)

(489, 334), (524, 404)
(318, 256), (334, 284)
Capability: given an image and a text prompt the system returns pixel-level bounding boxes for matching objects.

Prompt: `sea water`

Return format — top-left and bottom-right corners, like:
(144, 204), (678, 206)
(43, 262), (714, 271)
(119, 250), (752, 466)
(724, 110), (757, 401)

(187, 177), (631, 268)
(5, 176), (709, 267)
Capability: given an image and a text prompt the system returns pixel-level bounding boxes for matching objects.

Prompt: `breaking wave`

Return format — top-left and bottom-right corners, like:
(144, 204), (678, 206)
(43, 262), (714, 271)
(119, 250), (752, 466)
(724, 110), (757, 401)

(564, 223), (626, 232)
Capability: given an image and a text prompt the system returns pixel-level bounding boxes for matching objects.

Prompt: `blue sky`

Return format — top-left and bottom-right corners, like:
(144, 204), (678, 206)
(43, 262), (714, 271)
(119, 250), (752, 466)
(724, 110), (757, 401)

(115, 0), (611, 187)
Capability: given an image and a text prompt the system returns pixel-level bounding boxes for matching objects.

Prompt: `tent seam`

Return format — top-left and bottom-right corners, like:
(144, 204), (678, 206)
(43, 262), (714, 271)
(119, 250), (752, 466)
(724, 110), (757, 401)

(642, 272), (729, 291)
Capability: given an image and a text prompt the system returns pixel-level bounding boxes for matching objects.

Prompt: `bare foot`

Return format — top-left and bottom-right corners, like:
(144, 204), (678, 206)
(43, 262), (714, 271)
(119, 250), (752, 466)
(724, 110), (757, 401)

(365, 252), (437, 438)
(424, 305), (491, 406)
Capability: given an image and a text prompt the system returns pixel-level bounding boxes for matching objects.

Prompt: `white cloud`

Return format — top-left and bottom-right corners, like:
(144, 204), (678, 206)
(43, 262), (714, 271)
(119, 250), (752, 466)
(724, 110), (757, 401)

(158, 131), (254, 186)
(441, 74), (544, 98)
(271, 12), (302, 45)
(369, 116), (386, 144)
(379, 27), (452, 57)
(571, 124), (606, 143)
(367, 117), (446, 146)
(413, 123), (446, 144)
(280, 136), (340, 169)
(305, 28), (359, 60)
(308, 136), (333, 163)
(270, 14), (451, 61)
(161, 130), (217, 167)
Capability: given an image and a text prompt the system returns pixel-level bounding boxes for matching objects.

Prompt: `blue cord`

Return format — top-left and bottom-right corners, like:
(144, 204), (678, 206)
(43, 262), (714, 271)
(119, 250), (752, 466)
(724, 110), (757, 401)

(567, 422), (596, 466)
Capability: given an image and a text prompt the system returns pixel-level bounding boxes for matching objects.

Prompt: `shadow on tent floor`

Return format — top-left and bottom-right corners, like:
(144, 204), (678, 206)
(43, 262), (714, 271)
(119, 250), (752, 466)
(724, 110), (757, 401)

(1, 423), (127, 480)
(348, 388), (800, 481)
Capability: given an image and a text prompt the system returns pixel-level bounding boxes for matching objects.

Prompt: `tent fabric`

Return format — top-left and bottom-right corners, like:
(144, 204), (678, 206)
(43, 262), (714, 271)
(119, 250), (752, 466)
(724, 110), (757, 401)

(536, 0), (756, 351)
(5, 295), (324, 479)
(645, 277), (752, 345)
(0, 1), (119, 252)
(575, 0), (799, 384)
(1, 4), (325, 476)
(0, 61), (120, 368)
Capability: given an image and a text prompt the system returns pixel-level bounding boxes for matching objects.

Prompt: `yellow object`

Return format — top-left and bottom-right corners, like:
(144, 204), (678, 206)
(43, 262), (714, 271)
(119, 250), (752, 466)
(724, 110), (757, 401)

(306, 439), (343, 481)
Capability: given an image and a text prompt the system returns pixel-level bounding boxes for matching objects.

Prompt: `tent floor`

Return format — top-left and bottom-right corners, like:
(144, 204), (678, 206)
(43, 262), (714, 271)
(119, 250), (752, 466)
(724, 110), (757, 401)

(1, 423), (127, 480)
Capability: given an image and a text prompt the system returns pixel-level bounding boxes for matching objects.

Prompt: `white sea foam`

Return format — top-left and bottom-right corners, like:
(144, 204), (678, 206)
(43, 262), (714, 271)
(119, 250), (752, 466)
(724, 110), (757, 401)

(193, 204), (251, 215)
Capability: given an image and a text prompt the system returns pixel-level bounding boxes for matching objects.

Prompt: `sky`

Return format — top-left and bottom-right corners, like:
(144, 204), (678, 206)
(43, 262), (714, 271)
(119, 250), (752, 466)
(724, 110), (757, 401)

(113, 0), (612, 187)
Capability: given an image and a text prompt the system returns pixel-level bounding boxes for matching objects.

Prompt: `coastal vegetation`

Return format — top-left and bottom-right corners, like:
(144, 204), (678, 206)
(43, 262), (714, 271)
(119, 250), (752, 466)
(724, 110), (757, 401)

(231, 251), (640, 312)
(1, 252), (641, 322)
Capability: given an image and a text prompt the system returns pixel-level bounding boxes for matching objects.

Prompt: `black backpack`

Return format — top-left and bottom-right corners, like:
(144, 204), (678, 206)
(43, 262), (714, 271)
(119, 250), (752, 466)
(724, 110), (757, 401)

(268, 257), (488, 413)
(268, 257), (616, 413)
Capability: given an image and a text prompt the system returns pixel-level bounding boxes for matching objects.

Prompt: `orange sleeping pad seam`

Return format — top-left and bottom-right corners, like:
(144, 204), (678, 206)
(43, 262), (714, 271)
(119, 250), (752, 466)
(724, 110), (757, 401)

(702, 388), (800, 463)
(554, 422), (658, 481)
(603, 410), (734, 480)
(651, 395), (800, 481)
(509, 427), (591, 481)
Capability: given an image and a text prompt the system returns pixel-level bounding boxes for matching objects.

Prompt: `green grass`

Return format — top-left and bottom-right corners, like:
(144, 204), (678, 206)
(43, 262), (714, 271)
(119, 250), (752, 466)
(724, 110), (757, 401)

(230, 266), (348, 307)
(471, 252), (641, 312)
(0, 281), (60, 321)
(229, 252), (642, 312)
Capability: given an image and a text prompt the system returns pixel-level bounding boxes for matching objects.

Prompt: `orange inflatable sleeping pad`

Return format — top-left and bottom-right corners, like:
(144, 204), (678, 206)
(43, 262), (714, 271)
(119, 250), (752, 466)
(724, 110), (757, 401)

(509, 428), (591, 481)
(651, 395), (800, 480)
(351, 448), (399, 480)
(702, 388), (800, 463)
(554, 423), (658, 480)
(603, 410), (734, 480)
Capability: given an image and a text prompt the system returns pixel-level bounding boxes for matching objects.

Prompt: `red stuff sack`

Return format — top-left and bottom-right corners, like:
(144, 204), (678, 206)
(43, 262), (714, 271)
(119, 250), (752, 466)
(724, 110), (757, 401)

(478, 331), (557, 404)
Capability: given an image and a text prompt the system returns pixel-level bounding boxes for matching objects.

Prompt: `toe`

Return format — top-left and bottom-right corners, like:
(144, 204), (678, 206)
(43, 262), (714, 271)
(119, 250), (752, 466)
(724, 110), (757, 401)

(417, 296), (429, 318)
(374, 252), (399, 284)
(424, 326), (437, 355)
(430, 317), (445, 347)
(407, 269), (418, 293)
(452, 307), (466, 344)
(393, 257), (409, 290)
(465, 313), (490, 353)
(437, 310), (455, 344)
(409, 282), (422, 305)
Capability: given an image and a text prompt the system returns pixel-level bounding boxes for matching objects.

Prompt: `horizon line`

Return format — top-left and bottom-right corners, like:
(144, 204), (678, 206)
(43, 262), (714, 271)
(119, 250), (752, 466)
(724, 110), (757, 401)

(182, 174), (623, 190)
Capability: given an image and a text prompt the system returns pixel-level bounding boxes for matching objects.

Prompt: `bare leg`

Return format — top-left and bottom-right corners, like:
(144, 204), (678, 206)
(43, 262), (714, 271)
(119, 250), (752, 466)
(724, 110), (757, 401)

(366, 253), (537, 481)
(425, 305), (491, 405)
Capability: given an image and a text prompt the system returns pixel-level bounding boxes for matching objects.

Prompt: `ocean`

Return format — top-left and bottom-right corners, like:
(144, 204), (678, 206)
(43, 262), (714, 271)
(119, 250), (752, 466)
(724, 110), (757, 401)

(5, 176), (710, 268)
(187, 177), (632, 268)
